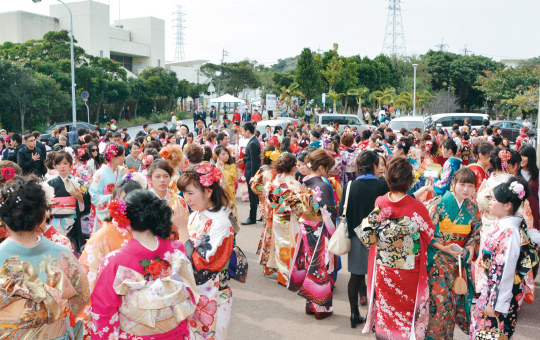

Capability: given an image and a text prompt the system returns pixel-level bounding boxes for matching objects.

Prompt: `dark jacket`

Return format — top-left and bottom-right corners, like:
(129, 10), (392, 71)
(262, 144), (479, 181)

(4, 144), (24, 162)
(35, 140), (47, 155)
(17, 146), (47, 176)
(244, 136), (261, 179)
(339, 177), (389, 237)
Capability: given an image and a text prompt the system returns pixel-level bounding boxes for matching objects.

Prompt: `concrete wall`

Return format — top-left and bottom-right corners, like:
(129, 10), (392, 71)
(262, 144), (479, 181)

(114, 17), (165, 69)
(0, 11), (58, 44)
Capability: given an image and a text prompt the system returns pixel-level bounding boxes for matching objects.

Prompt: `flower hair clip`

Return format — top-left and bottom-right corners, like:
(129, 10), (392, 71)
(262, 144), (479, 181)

(265, 149), (281, 162)
(65, 147), (76, 160)
(160, 149), (171, 159)
(77, 148), (86, 158)
(1, 167), (15, 181)
(141, 154), (154, 168)
(197, 163), (222, 187)
(306, 162), (312, 169)
(105, 144), (119, 161)
(498, 149), (511, 173)
(401, 141), (406, 147)
(509, 181), (526, 200)
(424, 141), (433, 152)
(147, 136), (152, 142)
(108, 199), (130, 229)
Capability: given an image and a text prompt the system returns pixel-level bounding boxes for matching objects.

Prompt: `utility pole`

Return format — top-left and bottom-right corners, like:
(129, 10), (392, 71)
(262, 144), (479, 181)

(173, 5), (185, 61)
(460, 44), (470, 56)
(221, 48), (229, 64)
(196, 69), (200, 84)
(436, 38), (449, 52)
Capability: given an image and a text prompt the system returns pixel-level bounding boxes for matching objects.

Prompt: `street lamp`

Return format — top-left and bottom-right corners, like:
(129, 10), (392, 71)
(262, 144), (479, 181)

(412, 64), (418, 116)
(33, 0), (77, 128)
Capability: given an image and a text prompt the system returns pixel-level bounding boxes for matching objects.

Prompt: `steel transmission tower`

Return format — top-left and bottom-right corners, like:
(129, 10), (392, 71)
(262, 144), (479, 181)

(173, 5), (185, 61)
(382, 0), (406, 56)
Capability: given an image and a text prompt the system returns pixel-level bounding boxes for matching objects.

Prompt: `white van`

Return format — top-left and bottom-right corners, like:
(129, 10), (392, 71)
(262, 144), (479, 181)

(429, 113), (488, 134)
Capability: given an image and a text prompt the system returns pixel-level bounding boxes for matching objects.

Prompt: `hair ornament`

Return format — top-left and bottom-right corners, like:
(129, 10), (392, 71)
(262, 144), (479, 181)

(509, 181), (526, 200)
(306, 162), (312, 169)
(147, 136), (152, 142)
(498, 149), (511, 173)
(1, 167), (15, 181)
(265, 149), (281, 162)
(77, 148), (86, 158)
(108, 199), (130, 229)
(105, 143), (119, 161)
(65, 147), (76, 160)
(159, 149), (171, 159)
(197, 163), (222, 187)
(141, 154), (154, 168)
(424, 141), (433, 152)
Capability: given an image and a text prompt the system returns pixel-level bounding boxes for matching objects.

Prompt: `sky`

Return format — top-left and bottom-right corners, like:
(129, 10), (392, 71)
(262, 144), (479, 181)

(2, 0), (540, 66)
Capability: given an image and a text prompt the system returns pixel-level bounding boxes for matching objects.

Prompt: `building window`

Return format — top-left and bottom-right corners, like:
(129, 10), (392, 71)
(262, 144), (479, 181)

(110, 54), (133, 72)
(100, 50), (103, 58)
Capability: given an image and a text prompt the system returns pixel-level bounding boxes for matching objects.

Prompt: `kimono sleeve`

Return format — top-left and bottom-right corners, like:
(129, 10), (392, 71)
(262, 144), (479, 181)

(186, 218), (234, 273)
(65, 251), (91, 317)
(487, 226), (521, 314)
(433, 161), (453, 195)
(426, 196), (442, 246)
(90, 253), (123, 339)
(249, 169), (265, 195)
(476, 179), (491, 214)
(465, 204), (482, 249)
(411, 200), (435, 244)
(88, 170), (111, 212)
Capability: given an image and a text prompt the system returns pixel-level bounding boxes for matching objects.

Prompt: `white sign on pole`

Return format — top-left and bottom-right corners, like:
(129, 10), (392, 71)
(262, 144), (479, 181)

(266, 94), (277, 111)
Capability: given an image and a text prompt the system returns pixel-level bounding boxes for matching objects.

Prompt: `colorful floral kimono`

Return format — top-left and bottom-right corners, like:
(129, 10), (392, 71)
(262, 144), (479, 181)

(47, 174), (90, 253)
(221, 163), (238, 222)
(356, 194), (434, 340)
(467, 163), (489, 192)
(425, 191), (481, 339)
(340, 148), (358, 186)
(150, 188), (187, 241)
(0, 237), (90, 340)
(88, 165), (123, 232)
(77, 220), (131, 338)
(433, 157), (462, 196)
(470, 216), (539, 339)
(264, 174), (302, 286)
(71, 161), (95, 189)
(185, 208), (234, 340)
(250, 165), (278, 275)
(475, 173), (536, 292)
(91, 238), (199, 340)
(288, 176), (337, 313)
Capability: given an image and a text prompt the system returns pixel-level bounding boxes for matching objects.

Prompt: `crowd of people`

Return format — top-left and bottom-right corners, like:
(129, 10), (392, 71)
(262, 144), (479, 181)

(0, 110), (538, 340)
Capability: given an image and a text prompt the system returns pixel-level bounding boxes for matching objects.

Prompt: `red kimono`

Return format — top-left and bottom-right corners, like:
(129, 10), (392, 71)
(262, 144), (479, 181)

(467, 163), (489, 193)
(358, 194), (435, 340)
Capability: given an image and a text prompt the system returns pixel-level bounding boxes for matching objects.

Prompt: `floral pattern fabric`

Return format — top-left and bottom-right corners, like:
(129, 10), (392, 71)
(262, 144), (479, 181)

(88, 164), (123, 232)
(433, 157), (462, 196)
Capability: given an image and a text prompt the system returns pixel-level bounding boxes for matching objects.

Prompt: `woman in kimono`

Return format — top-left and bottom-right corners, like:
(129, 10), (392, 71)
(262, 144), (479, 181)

(215, 145), (238, 222)
(47, 150), (90, 253)
(264, 153), (302, 286)
(88, 143), (126, 232)
(250, 144), (279, 276)
(148, 159), (188, 240)
(356, 156), (435, 340)
(176, 165), (235, 340)
(288, 149), (338, 320)
(420, 139), (462, 197)
(160, 144), (184, 195)
(0, 175), (90, 339)
(326, 139), (342, 184)
(468, 142), (494, 192)
(470, 177), (539, 339)
(425, 168), (482, 339)
(340, 133), (358, 186)
(77, 179), (141, 338)
(90, 189), (199, 340)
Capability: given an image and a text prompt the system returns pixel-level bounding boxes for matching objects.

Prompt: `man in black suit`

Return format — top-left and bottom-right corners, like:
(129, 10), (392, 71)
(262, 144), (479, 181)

(32, 131), (47, 155)
(239, 122), (261, 225)
(209, 105), (217, 120)
(176, 124), (189, 149)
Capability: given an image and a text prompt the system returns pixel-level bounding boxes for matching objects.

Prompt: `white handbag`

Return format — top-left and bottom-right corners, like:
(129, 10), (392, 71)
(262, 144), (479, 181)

(328, 181), (352, 256)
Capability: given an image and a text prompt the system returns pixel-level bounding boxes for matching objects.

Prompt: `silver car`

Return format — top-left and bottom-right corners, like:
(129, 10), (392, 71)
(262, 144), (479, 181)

(314, 113), (375, 134)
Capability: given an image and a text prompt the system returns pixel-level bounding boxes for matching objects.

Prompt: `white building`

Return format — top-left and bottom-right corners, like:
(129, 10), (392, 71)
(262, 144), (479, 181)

(165, 60), (210, 84)
(0, 0), (164, 74)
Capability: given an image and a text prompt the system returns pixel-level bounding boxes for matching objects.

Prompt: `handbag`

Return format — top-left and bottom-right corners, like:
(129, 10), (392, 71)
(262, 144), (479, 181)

(453, 254), (468, 295)
(228, 245), (248, 283)
(328, 181), (352, 256)
(475, 315), (508, 340)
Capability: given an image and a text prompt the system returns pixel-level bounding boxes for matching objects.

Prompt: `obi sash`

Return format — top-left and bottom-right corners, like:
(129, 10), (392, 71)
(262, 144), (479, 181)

(438, 218), (471, 235)
(51, 196), (77, 216)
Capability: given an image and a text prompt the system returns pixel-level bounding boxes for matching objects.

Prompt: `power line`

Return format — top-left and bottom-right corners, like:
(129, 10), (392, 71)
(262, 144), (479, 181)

(436, 38), (449, 52)
(460, 44), (471, 56)
(382, 0), (406, 56)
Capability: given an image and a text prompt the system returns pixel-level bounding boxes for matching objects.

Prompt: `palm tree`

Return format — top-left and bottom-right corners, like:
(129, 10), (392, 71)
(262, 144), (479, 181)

(416, 90), (432, 114)
(347, 87), (370, 116)
(280, 83), (304, 112)
(327, 90), (346, 113)
(380, 87), (397, 107)
(370, 90), (384, 110)
(393, 92), (413, 113)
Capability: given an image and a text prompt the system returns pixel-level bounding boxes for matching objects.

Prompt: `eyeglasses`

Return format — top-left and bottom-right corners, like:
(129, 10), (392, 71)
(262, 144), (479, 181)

(91, 149), (98, 152)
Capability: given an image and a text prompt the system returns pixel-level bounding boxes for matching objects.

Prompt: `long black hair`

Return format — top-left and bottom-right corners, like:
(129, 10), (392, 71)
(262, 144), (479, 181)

(519, 145), (539, 183)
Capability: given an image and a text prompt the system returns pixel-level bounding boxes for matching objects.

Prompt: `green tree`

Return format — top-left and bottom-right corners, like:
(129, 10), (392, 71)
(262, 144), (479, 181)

(32, 73), (70, 126)
(279, 83), (304, 111)
(327, 91), (346, 113)
(295, 48), (322, 105)
(127, 77), (148, 117)
(272, 71), (295, 94)
(322, 43), (343, 92)
(347, 87), (370, 116)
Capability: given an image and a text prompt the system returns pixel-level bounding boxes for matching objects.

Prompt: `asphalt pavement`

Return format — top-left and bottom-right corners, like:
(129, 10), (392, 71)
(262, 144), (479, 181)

(229, 199), (540, 340)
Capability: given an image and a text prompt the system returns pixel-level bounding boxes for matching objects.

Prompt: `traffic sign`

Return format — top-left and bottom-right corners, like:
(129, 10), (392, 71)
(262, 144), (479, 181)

(81, 91), (89, 101)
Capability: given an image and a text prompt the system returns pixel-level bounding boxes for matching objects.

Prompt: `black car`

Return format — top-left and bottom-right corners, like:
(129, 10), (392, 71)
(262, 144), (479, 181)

(41, 122), (102, 143)
(489, 120), (537, 141)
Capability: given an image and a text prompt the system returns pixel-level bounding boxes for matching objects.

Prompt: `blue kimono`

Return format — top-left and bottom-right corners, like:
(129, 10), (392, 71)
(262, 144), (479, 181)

(88, 164), (123, 231)
(433, 157), (462, 195)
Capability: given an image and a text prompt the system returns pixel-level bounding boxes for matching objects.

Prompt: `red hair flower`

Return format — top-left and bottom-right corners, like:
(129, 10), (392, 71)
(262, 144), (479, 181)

(197, 164), (221, 187)
(108, 198), (130, 229)
(0, 167), (15, 181)
(77, 148), (86, 158)
(160, 149), (171, 159)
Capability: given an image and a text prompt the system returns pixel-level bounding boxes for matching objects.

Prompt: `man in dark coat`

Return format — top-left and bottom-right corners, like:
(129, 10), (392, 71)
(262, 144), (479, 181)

(193, 110), (200, 129)
(240, 122), (261, 225)
(17, 134), (46, 177)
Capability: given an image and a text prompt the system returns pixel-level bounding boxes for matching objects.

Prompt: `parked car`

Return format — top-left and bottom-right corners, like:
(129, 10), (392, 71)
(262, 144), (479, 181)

(389, 116), (428, 138)
(41, 122), (101, 144)
(489, 120), (537, 141)
(429, 113), (489, 134)
(314, 113), (374, 134)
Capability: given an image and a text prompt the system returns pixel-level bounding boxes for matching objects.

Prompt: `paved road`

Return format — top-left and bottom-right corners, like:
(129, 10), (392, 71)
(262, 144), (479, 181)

(229, 199), (540, 340)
